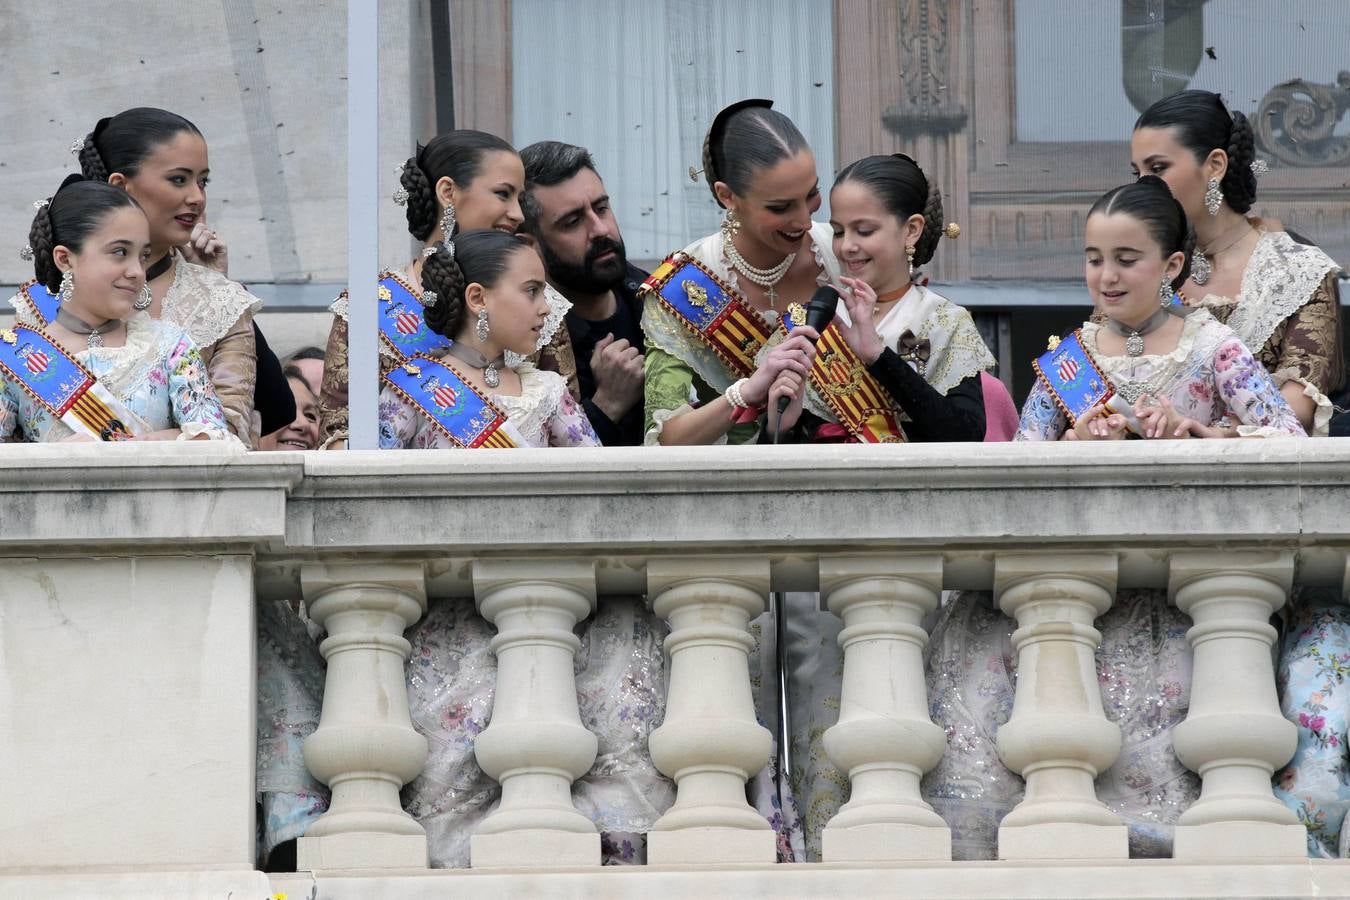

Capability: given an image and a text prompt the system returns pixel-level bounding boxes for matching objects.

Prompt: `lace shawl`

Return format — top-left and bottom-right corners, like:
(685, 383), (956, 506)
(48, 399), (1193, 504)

(874, 284), (996, 395)
(161, 258), (263, 348)
(1195, 231), (1338, 356)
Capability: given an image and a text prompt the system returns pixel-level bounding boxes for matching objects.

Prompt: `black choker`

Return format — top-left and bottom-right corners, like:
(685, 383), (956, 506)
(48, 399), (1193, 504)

(145, 252), (174, 282)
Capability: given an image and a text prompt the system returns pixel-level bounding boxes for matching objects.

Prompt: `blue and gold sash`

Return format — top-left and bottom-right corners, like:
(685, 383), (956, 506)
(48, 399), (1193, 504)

(1032, 330), (1114, 425)
(14, 279), (60, 325)
(376, 272), (450, 361)
(639, 253), (774, 378)
(382, 353), (522, 449)
(783, 306), (907, 444)
(0, 325), (144, 440)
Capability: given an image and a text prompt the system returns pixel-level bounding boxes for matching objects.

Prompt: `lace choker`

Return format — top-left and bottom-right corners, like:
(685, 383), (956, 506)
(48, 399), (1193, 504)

(1105, 307), (1171, 357)
(444, 341), (506, 388)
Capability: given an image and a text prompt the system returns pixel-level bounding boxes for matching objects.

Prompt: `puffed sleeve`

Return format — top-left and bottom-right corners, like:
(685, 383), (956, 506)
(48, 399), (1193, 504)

(1015, 377), (1069, 441)
(168, 334), (232, 440)
(547, 389), (602, 447)
(1213, 336), (1307, 437)
(205, 309), (259, 447)
(1268, 273), (1342, 435)
(318, 312), (351, 448)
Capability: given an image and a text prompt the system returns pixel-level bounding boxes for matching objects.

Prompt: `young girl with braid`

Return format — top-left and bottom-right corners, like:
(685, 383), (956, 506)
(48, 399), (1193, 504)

(1, 178), (230, 442)
(318, 130), (579, 448)
(376, 229), (599, 448)
(377, 234), (673, 867)
(63, 108), (267, 445)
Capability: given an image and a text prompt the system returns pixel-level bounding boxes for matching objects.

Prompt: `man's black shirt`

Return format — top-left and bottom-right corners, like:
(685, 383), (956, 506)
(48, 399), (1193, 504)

(564, 264), (648, 446)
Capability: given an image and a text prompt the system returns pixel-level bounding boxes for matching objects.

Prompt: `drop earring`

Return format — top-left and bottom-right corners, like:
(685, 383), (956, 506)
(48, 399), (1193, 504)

(720, 210), (740, 241)
(475, 308), (490, 342)
(441, 202), (458, 254)
(1204, 178), (1222, 216)
(134, 283), (152, 311)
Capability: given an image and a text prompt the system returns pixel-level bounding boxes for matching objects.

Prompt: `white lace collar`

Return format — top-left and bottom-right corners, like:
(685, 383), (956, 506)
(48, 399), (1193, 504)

(1193, 231), (1336, 352)
(161, 256), (262, 349)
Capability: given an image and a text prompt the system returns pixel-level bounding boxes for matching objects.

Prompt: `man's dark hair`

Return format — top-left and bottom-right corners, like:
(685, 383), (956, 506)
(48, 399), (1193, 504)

(519, 141), (598, 234)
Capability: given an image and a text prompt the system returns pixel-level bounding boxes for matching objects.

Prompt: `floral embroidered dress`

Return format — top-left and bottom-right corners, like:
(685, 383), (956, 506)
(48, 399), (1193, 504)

(0, 313), (231, 442)
(377, 360), (597, 450)
(318, 268), (580, 449)
(372, 356), (674, 866)
(923, 310), (1304, 859)
(7, 256), (261, 446)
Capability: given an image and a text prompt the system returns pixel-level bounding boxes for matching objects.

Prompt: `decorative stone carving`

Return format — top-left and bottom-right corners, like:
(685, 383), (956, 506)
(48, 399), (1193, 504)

(882, 0), (967, 134)
(1254, 71), (1350, 167)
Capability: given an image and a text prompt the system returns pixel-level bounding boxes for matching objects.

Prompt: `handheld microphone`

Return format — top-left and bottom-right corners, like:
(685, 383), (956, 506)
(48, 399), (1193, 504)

(775, 285), (840, 419)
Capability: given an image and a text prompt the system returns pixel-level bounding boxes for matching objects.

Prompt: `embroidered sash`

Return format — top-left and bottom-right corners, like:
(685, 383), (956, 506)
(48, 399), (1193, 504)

(783, 310), (907, 444)
(1031, 331), (1114, 425)
(0, 325), (145, 440)
(15, 279), (60, 325)
(382, 354), (522, 448)
(376, 272), (451, 360)
(640, 253), (774, 378)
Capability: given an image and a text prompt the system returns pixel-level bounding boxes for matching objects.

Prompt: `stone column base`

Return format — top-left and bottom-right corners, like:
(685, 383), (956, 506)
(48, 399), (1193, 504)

(1173, 822), (1307, 860)
(647, 827), (777, 865)
(997, 823), (1128, 860)
(298, 832), (428, 870)
(471, 830), (600, 868)
(823, 822), (952, 861)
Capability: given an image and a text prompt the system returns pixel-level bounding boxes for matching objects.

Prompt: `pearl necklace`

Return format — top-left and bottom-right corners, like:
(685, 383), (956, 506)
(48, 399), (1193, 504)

(725, 235), (795, 307)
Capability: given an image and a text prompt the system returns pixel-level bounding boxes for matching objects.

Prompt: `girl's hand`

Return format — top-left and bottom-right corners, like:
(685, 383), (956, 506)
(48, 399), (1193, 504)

(60, 433), (95, 443)
(1134, 393), (1174, 439)
(836, 277), (884, 364)
(742, 328), (818, 407)
(766, 369), (807, 434)
(179, 221), (229, 275)
(1073, 404), (1127, 440)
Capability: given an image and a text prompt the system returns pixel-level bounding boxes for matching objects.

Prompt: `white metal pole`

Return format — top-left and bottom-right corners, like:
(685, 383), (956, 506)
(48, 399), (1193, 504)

(346, 0), (380, 449)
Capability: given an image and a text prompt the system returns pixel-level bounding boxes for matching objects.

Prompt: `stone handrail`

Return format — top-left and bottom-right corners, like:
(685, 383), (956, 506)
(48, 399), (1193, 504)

(2, 440), (1349, 892)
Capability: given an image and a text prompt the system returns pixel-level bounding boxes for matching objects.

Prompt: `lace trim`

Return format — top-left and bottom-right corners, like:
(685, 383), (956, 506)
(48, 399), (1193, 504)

(492, 363), (565, 446)
(161, 259), (262, 349)
(1082, 311), (1226, 400)
(502, 286), (571, 370)
(77, 313), (165, 402)
(178, 420), (239, 444)
(1196, 231), (1337, 356)
(1271, 369), (1334, 437)
(875, 285), (995, 395)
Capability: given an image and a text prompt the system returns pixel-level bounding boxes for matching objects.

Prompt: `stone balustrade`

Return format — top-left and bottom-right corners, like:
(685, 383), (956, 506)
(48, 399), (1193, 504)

(3, 440), (1350, 898)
